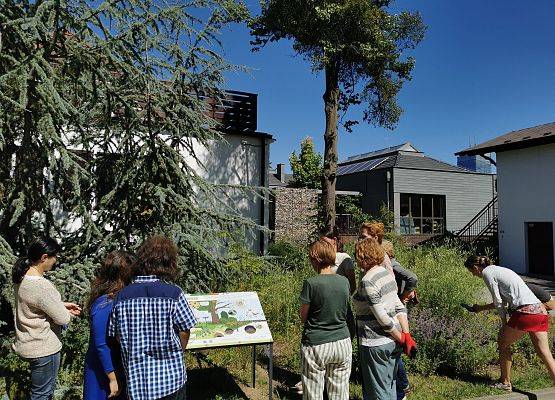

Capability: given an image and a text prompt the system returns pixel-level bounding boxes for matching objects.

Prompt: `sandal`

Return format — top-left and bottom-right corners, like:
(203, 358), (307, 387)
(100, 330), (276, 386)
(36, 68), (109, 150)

(490, 381), (512, 392)
(291, 381), (303, 395)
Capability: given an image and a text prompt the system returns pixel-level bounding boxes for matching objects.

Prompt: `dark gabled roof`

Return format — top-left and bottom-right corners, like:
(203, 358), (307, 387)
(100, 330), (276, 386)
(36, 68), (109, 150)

(344, 142), (421, 162)
(394, 153), (468, 173)
(338, 143), (480, 176)
(456, 122), (555, 156)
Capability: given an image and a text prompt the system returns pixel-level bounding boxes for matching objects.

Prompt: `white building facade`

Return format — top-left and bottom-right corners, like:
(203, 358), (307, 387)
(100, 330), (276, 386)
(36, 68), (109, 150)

(457, 123), (555, 276)
(496, 143), (555, 275)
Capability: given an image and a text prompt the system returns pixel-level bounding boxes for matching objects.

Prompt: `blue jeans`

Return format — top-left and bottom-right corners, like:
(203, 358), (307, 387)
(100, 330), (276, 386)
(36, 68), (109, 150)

(396, 358), (409, 400)
(27, 352), (61, 400)
(360, 342), (402, 400)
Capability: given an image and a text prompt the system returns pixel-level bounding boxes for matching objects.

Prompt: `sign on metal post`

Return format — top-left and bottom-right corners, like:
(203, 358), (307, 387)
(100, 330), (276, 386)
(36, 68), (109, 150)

(185, 292), (274, 399)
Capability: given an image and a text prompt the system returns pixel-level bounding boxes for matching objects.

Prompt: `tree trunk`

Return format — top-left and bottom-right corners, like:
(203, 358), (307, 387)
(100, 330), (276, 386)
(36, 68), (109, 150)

(322, 62), (340, 232)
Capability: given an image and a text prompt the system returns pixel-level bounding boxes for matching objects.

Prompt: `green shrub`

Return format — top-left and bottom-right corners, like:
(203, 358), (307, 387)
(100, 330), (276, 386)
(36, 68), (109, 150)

(267, 240), (310, 271)
(394, 241), (483, 316)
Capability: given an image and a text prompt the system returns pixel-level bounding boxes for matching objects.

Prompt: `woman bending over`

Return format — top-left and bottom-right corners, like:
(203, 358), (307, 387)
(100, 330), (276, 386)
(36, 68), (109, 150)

(466, 255), (555, 391)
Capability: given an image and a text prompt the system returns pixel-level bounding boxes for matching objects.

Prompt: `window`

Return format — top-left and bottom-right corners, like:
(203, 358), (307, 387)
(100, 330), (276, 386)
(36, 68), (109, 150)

(400, 194), (445, 235)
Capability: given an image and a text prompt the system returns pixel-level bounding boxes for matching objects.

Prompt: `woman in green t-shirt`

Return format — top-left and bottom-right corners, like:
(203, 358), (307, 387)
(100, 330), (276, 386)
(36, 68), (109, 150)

(299, 239), (352, 400)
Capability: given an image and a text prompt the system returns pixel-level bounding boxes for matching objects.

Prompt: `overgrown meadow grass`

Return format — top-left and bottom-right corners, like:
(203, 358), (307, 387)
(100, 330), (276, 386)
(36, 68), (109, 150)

(2, 238), (553, 399)
(215, 238), (554, 398)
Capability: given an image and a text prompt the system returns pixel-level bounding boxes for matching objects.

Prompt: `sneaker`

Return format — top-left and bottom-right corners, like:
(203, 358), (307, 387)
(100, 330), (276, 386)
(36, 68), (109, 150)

(291, 381), (303, 395)
(490, 381), (512, 392)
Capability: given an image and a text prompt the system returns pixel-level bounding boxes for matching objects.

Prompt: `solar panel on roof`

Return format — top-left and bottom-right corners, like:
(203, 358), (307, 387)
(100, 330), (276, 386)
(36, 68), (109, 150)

(337, 156), (388, 175)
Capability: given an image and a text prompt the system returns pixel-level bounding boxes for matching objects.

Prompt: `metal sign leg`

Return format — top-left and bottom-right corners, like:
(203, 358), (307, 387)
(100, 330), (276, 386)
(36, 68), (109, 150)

(268, 343), (273, 400)
(252, 344), (257, 388)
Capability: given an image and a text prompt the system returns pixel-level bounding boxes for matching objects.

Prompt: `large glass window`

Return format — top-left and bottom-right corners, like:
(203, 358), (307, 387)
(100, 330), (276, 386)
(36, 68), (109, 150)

(400, 194), (445, 235)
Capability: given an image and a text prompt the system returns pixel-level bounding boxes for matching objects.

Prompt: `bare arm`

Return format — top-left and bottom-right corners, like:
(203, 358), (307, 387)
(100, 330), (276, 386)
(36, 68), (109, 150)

(300, 303), (310, 324)
(179, 330), (191, 351)
(106, 371), (120, 398)
(389, 328), (403, 342)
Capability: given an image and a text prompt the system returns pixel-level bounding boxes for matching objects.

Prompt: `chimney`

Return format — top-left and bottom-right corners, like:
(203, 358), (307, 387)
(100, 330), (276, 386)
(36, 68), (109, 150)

(277, 163), (285, 183)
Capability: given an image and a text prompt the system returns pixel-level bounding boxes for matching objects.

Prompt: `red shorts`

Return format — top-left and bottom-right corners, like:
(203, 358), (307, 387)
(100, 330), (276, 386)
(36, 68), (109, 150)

(507, 312), (549, 332)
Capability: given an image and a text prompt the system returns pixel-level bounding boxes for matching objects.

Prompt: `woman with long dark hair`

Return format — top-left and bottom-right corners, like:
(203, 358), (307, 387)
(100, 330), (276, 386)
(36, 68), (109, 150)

(12, 237), (82, 400)
(83, 250), (134, 400)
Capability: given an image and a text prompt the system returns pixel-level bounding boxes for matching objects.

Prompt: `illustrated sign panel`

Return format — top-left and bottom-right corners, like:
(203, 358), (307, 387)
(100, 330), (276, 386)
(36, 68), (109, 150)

(185, 291), (273, 350)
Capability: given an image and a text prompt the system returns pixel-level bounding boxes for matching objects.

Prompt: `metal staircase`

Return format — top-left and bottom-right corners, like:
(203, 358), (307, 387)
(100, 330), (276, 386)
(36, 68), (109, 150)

(456, 196), (498, 245)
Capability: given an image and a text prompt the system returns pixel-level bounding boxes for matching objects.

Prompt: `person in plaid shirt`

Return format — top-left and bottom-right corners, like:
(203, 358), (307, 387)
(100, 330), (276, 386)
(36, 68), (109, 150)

(108, 236), (197, 400)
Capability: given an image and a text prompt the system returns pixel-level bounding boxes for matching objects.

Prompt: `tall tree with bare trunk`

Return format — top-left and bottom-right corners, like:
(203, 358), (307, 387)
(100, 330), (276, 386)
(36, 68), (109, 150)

(251, 0), (426, 230)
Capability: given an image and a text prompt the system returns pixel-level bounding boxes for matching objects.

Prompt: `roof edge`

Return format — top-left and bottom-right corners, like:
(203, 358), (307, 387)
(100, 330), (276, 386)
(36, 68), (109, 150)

(456, 135), (555, 156)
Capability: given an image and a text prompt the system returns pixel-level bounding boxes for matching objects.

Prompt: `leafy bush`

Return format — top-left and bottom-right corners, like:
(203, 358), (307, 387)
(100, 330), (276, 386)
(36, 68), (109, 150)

(267, 241), (310, 271)
(394, 241), (484, 317)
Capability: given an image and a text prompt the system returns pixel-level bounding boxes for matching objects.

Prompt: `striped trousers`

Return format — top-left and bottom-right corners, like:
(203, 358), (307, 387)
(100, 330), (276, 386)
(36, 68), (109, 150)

(301, 337), (352, 400)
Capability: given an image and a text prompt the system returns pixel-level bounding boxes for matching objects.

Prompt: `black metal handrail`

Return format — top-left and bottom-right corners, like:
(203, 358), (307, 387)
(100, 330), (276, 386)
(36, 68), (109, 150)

(457, 196), (498, 242)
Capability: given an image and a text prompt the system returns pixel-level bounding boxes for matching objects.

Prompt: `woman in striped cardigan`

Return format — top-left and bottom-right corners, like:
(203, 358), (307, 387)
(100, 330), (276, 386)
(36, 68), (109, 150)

(354, 238), (416, 400)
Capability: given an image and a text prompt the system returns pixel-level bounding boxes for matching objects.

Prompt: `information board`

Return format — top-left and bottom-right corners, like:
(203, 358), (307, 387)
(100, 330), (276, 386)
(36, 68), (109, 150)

(185, 291), (273, 350)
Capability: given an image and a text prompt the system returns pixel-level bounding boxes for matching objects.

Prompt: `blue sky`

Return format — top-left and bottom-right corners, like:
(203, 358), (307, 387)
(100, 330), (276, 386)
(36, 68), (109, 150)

(219, 0), (555, 171)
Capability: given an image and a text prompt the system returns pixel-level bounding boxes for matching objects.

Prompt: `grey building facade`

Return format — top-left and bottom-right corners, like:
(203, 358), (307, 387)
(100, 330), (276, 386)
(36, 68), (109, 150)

(337, 143), (496, 235)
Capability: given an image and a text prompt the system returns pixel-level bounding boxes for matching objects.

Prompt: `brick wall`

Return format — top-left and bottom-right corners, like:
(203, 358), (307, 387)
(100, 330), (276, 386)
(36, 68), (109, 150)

(273, 187), (319, 244)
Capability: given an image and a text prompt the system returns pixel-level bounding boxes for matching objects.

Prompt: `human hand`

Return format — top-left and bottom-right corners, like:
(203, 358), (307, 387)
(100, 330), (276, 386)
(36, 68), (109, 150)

(64, 302), (82, 317)
(401, 291), (416, 304)
(108, 375), (120, 398)
(392, 329), (405, 344)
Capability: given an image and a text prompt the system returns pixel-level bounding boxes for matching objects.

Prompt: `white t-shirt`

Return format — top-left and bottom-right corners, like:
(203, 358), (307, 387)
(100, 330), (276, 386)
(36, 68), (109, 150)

(482, 264), (540, 322)
(332, 252), (354, 277)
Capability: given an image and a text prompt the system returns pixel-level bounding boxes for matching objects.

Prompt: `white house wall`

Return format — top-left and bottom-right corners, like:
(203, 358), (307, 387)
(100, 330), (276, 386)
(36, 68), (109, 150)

(51, 133), (270, 253)
(497, 143), (555, 274)
(393, 168), (496, 233)
(182, 134), (270, 253)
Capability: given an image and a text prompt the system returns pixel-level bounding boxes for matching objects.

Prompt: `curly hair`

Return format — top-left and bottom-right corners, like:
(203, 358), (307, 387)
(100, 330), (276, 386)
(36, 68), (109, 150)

(355, 238), (385, 270)
(134, 236), (179, 281)
(360, 221), (385, 244)
(308, 239), (336, 270)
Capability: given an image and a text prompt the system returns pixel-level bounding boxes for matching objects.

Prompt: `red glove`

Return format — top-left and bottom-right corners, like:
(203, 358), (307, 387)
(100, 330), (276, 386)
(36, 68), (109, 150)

(403, 332), (417, 358)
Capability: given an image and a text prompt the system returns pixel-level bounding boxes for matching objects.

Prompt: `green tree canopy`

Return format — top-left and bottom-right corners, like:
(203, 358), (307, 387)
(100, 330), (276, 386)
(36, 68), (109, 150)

(0, 0), (250, 309)
(289, 137), (322, 189)
(251, 0), (425, 230)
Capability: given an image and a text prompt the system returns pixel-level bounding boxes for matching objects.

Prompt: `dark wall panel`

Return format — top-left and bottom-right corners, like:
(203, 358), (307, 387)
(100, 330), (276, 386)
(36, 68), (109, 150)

(337, 170), (390, 217)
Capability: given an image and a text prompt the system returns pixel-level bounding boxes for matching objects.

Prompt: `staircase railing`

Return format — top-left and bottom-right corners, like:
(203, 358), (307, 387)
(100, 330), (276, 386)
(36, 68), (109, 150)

(456, 196), (498, 243)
